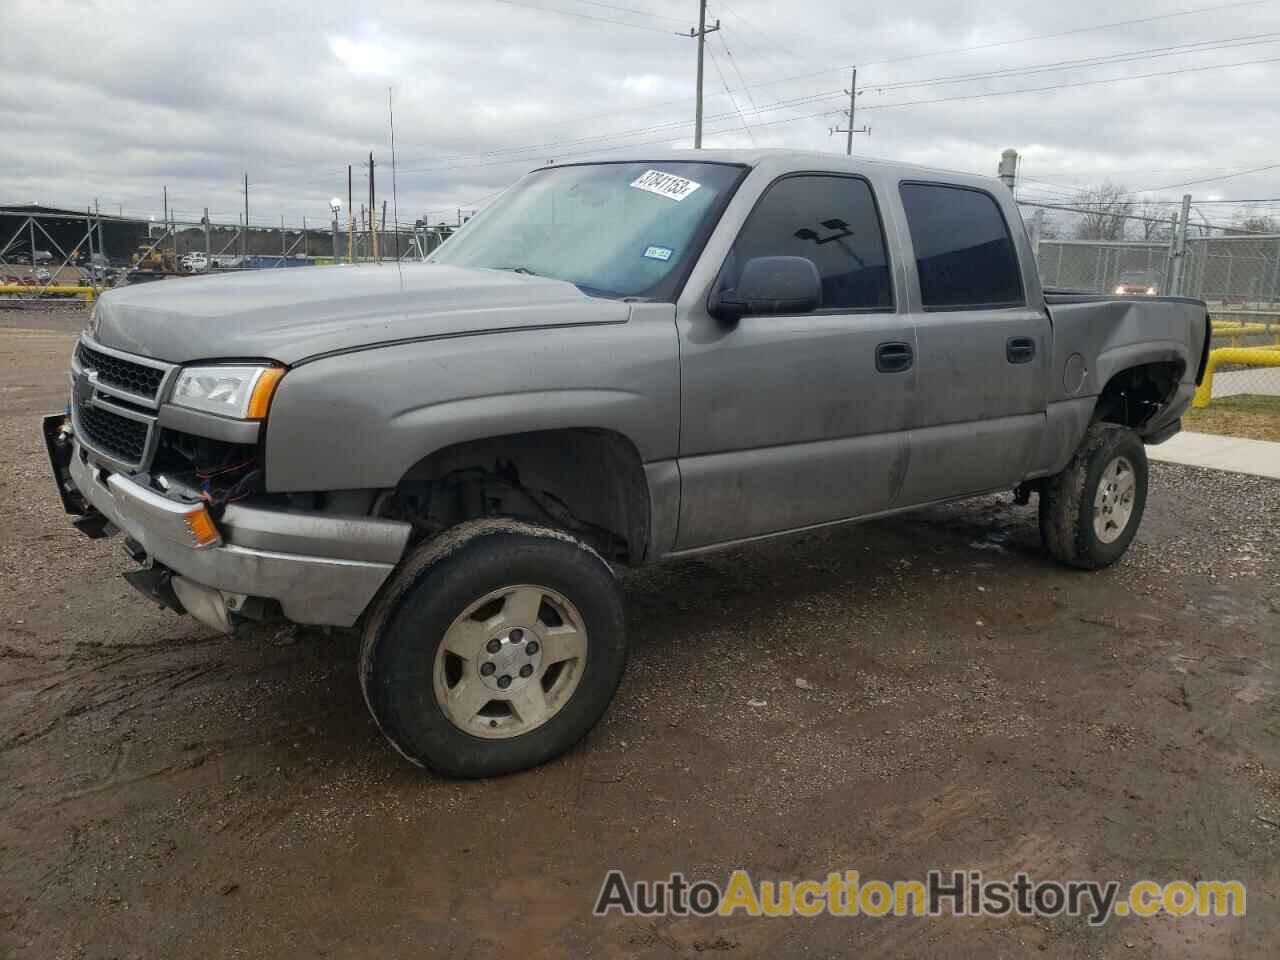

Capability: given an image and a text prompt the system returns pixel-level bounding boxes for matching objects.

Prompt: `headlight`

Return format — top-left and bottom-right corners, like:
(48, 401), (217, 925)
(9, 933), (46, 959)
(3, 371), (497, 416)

(171, 365), (284, 420)
(1114, 285), (1126, 295)
(1146, 286), (1157, 295)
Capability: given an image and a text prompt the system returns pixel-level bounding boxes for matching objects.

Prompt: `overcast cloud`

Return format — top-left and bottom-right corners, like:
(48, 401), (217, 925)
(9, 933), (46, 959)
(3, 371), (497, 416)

(2, 0), (1279, 228)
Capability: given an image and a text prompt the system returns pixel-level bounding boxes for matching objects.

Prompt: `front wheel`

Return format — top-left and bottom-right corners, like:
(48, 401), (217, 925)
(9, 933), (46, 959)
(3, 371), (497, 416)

(1039, 423), (1149, 570)
(359, 519), (627, 778)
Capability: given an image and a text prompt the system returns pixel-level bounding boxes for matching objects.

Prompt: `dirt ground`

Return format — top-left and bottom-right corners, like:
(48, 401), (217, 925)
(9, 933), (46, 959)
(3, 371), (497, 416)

(2, 305), (1278, 959)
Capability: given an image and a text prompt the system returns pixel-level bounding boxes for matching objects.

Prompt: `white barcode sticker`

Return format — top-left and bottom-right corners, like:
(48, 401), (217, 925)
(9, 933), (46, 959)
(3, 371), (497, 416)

(629, 169), (702, 202)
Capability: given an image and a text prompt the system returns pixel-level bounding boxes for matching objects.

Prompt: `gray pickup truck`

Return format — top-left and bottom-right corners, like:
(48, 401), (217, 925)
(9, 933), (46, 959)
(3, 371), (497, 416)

(44, 150), (1210, 777)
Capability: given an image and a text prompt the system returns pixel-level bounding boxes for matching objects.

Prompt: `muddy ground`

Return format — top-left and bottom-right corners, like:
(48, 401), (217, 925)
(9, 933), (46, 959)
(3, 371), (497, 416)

(1, 304), (1278, 959)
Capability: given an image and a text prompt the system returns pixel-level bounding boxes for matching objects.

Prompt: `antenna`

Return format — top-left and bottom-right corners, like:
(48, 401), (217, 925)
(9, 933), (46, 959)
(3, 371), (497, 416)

(388, 86), (403, 286)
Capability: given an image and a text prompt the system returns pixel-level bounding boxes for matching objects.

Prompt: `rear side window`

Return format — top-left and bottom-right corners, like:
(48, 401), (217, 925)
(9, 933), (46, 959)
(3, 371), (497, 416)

(899, 183), (1023, 309)
(724, 175), (893, 311)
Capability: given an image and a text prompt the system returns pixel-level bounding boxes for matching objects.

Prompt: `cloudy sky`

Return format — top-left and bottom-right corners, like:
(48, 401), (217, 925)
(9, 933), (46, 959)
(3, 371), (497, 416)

(3, 0), (1280, 230)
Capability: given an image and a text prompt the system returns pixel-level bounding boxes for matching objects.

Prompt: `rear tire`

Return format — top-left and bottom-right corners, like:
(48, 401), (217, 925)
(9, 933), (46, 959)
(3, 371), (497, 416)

(359, 519), (626, 778)
(1039, 423), (1149, 570)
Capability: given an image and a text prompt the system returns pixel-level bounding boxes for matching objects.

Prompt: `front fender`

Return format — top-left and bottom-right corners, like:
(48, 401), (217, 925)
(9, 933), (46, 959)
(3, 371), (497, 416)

(263, 308), (679, 492)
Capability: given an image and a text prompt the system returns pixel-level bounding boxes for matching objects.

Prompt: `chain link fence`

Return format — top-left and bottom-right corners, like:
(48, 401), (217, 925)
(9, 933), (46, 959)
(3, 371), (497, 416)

(1032, 226), (1280, 434)
(1034, 235), (1280, 308)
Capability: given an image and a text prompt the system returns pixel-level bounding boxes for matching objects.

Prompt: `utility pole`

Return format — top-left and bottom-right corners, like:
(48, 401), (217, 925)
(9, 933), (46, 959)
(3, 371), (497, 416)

(86, 207), (97, 294)
(830, 68), (869, 155)
(347, 165), (354, 264)
(242, 173), (249, 258)
(1170, 193), (1192, 296)
(163, 185), (168, 226)
(380, 200), (387, 263)
(203, 207), (211, 262)
(368, 152), (378, 261)
(683, 0), (720, 148)
(302, 215), (308, 258)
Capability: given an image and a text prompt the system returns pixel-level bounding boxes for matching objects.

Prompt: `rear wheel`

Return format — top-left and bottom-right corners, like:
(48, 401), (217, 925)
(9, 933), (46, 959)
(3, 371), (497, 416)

(359, 519), (627, 778)
(1039, 423), (1149, 570)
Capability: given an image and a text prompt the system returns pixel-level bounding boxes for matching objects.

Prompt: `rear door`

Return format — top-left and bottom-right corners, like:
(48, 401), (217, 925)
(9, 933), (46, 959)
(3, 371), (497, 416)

(894, 181), (1050, 505)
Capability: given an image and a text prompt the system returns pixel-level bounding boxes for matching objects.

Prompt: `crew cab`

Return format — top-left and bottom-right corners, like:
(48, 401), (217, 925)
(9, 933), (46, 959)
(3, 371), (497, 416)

(44, 150), (1211, 777)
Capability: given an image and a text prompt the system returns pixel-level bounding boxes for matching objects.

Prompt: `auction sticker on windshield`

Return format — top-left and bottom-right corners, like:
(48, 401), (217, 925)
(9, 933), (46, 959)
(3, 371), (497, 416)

(630, 170), (701, 202)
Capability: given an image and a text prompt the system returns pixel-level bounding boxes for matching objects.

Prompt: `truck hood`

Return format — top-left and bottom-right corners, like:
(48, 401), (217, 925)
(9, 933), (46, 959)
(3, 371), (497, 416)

(91, 263), (629, 365)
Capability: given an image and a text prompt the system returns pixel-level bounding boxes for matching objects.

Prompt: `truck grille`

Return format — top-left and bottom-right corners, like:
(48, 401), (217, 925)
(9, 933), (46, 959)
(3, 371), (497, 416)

(76, 403), (150, 464)
(71, 337), (176, 471)
(76, 341), (167, 401)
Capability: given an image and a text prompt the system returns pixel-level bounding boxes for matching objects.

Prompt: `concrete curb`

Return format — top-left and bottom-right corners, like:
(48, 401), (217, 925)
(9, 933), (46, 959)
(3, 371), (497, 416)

(1149, 431), (1280, 480)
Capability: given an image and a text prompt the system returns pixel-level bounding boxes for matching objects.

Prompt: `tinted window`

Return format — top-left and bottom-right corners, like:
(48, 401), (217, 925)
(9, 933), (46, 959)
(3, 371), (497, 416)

(899, 183), (1023, 309)
(723, 175), (893, 311)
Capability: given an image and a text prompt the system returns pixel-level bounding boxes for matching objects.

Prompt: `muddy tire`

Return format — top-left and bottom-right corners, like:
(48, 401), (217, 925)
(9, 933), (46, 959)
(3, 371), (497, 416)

(1039, 423), (1149, 570)
(359, 519), (626, 778)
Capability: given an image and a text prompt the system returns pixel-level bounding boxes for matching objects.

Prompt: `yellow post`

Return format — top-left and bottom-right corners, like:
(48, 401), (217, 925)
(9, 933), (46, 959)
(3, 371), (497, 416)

(1193, 347), (1280, 407)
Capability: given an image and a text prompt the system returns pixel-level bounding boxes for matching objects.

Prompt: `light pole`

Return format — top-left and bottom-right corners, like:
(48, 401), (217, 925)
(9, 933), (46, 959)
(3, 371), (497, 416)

(330, 198), (342, 261)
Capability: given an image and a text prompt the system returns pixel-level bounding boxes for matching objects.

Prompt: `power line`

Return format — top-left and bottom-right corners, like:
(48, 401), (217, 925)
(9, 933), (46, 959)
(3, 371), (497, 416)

(860, 53), (1280, 115)
(564, 0), (687, 24)
(862, 30), (1280, 93)
(706, 40), (756, 144)
(1141, 162), (1280, 191)
(711, 1), (810, 69)
(861, 0), (1278, 68)
(718, 32), (761, 118)
(386, 1), (1280, 168)
(488, 0), (675, 33)
(392, 88), (845, 175)
(383, 51), (1280, 183)
(377, 38), (1280, 179)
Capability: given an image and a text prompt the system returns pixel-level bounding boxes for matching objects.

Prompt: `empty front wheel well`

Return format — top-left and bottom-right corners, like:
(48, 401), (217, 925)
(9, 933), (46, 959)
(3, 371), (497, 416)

(383, 429), (650, 564)
(1093, 361), (1184, 428)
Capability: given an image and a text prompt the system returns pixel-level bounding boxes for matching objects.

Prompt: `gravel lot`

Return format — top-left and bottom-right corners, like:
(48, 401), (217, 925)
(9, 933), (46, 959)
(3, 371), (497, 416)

(2, 304), (1278, 959)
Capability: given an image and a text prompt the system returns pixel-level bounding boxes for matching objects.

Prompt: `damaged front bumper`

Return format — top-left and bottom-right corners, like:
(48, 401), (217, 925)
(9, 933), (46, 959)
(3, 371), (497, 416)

(45, 415), (410, 633)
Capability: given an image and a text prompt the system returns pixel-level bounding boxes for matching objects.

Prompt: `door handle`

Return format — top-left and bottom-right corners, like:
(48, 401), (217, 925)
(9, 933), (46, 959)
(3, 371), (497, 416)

(875, 341), (913, 373)
(1006, 337), (1036, 364)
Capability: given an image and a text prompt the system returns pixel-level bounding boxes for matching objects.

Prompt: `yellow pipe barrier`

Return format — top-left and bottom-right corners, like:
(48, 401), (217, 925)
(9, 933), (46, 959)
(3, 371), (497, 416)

(1194, 347), (1280, 407)
(0, 284), (96, 302)
(1210, 323), (1272, 336)
(1215, 333), (1280, 347)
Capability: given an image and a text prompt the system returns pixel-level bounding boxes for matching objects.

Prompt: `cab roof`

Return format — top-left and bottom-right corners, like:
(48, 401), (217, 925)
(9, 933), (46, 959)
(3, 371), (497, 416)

(544, 148), (1004, 192)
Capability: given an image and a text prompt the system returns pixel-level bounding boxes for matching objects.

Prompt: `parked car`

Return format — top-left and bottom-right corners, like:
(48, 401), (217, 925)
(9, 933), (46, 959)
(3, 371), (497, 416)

(1115, 270), (1159, 296)
(34, 267), (52, 283)
(43, 150), (1211, 777)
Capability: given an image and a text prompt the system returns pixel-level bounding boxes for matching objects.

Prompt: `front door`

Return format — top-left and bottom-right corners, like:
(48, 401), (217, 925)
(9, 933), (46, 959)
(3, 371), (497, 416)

(674, 173), (916, 549)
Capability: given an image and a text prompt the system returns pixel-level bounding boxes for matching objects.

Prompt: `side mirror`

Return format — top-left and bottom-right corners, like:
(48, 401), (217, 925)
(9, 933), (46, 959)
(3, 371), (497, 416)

(710, 256), (822, 322)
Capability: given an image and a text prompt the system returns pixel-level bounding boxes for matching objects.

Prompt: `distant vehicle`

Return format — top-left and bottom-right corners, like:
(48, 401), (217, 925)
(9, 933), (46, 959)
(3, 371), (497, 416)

(35, 267), (52, 283)
(1115, 270), (1159, 296)
(180, 252), (209, 273)
(31, 249), (54, 264)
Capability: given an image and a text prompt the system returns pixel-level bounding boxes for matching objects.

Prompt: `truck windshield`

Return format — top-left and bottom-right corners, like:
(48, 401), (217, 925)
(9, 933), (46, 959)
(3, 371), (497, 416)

(427, 161), (744, 299)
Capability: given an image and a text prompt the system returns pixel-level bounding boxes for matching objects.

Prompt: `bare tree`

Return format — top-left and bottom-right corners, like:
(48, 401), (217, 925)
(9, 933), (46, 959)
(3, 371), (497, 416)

(1228, 208), (1279, 235)
(1073, 182), (1135, 241)
(1137, 200), (1173, 242)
